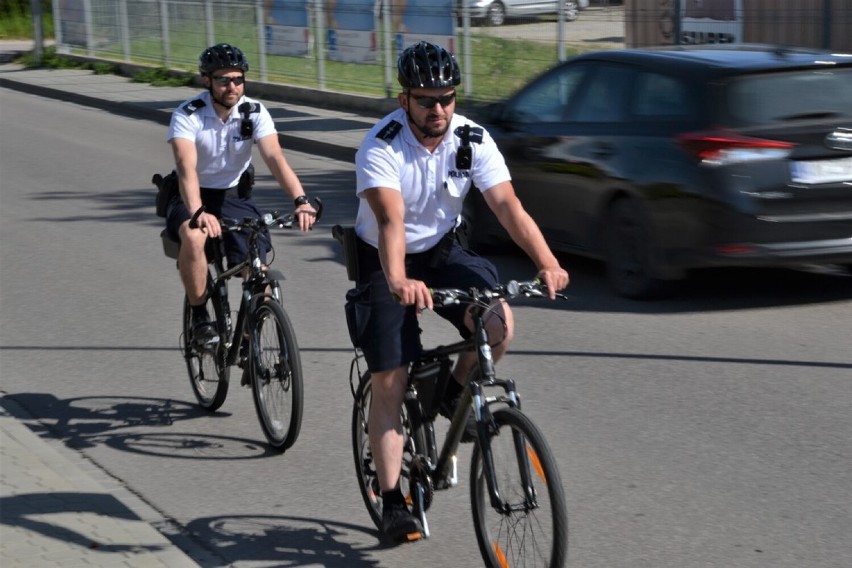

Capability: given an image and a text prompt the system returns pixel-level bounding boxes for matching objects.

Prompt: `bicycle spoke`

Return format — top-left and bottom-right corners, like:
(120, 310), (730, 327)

(351, 374), (425, 532)
(183, 294), (229, 410)
(471, 408), (567, 567)
(251, 301), (303, 451)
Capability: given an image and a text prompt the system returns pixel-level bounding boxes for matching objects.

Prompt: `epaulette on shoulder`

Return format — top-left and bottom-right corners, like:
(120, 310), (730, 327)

(468, 126), (484, 144)
(182, 98), (206, 115)
(454, 124), (484, 144)
(376, 120), (402, 142)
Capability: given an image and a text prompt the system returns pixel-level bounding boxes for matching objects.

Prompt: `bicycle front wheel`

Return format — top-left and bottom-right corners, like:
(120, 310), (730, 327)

(471, 407), (568, 568)
(182, 294), (229, 411)
(249, 299), (303, 451)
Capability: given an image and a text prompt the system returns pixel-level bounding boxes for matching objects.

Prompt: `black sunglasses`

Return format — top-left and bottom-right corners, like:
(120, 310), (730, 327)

(411, 92), (456, 109)
(212, 75), (245, 86)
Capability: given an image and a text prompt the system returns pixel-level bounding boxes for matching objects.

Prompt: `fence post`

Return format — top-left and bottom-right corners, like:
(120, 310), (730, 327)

(159, 0), (171, 67)
(822, 0), (832, 49)
(557, 0), (565, 62)
(255, 0), (268, 82)
(84, 0), (94, 57)
(316, 0), (326, 90)
(461, 0), (472, 97)
(383, 0), (393, 97)
(119, 0), (130, 61)
(30, 0), (43, 64)
(205, 0), (215, 47)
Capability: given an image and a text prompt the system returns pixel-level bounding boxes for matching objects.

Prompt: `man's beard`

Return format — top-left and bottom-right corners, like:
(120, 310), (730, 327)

(211, 89), (238, 109)
(410, 114), (449, 139)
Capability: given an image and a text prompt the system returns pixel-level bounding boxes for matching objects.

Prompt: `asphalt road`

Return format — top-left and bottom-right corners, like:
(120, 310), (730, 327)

(2, 87), (851, 567)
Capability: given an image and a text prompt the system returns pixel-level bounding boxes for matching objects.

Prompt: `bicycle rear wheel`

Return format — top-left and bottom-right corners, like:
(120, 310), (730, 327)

(470, 407), (568, 568)
(249, 299), (303, 451)
(182, 294), (229, 410)
(351, 373), (426, 531)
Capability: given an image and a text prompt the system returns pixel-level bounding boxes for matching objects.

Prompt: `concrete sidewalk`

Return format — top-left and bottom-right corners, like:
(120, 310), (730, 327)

(0, 40), (388, 164)
(0, 40), (378, 568)
(1, 396), (205, 567)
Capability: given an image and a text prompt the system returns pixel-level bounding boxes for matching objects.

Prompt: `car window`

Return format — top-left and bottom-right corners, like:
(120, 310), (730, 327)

(726, 68), (852, 126)
(570, 64), (634, 123)
(631, 72), (695, 119)
(503, 64), (587, 124)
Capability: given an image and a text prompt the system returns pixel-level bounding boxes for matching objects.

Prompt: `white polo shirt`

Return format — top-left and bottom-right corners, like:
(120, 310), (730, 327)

(167, 91), (277, 189)
(354, 108), (511, 253)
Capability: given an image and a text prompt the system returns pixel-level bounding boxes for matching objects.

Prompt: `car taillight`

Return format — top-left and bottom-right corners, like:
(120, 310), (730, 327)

(678, 130), (794, 166)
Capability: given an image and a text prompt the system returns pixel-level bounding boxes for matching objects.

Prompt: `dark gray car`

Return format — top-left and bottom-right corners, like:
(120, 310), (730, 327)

(464, 45), (852, 298)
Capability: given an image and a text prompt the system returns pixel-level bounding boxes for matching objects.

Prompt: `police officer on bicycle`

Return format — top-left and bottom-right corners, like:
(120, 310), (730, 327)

(346, 41), (569, 543)
(166, 43), (317, 347)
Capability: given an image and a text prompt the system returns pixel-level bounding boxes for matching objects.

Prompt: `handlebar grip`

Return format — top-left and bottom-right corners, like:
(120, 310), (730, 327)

(188, 205), (206, 229)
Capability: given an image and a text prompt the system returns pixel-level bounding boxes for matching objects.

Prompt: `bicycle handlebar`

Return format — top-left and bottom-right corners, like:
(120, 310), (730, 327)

(219, 197), (323, 232)
(430, 279), (567, 307)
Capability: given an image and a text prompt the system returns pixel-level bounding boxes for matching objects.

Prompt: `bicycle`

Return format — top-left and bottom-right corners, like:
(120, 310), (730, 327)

(349, 279), (569, 566)
(160, 199), (322, 452)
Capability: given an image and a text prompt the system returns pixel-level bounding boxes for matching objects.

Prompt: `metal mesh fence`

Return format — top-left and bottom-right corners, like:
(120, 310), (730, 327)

(51, 0), (849, 103)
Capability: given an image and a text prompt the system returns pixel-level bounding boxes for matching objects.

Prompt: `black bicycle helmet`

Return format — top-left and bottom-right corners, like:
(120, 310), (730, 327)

(198, 43), (249, 76)
(397, 41), (460, 89)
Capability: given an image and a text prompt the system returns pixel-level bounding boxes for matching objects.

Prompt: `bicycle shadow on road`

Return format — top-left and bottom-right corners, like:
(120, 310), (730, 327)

(0, 491), (173, 554)
(183, 514), (383, 567)
(4, 393), (282, 461)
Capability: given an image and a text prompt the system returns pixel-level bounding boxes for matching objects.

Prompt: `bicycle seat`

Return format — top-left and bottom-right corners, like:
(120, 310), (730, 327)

(160, 229), (225, 262)
(161, 229), (180, 260)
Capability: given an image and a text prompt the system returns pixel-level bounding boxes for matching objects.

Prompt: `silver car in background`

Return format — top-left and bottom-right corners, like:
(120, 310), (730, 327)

(460, 0), (581, 26)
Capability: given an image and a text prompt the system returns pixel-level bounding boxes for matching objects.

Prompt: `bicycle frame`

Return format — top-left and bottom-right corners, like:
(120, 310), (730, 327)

(411, 304), (524, 501)
(206, 228), (285, 371)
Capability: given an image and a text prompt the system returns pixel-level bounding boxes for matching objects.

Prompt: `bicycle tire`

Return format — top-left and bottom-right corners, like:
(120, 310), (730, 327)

(351, 373), (427, 531)
(249, 299), (303, 451)
(182, 292), (229, 411)
(470, 407), (568, 568)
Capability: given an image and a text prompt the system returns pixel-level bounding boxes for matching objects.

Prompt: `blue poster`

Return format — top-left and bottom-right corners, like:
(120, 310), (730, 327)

(326, 0), (378, 63)
(393, 0), (455, 56)
(264, 0), (311, 56)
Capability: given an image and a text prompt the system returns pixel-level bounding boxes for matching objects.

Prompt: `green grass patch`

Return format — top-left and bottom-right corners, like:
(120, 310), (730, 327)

(0, 1), (53, 39)
(131, 66), (194, 87)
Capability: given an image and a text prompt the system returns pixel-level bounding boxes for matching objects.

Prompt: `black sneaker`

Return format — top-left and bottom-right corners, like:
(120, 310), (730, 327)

(191, 317), (219, 351)
(438, 392), (477, 443)
(381, 502), (423, 544)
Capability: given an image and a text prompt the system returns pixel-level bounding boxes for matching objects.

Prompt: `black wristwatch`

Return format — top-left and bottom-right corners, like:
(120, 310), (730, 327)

(294, 195), (310, 208)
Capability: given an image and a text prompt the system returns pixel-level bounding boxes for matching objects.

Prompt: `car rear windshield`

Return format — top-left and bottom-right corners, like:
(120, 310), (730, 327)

(725, 67), (852, 127)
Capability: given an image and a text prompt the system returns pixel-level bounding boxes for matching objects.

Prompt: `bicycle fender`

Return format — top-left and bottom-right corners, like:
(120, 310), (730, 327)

(266, 268), (285, 282)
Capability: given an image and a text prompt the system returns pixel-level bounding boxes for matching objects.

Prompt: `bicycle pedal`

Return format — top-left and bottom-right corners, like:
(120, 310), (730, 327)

(402, 531), (423, 542)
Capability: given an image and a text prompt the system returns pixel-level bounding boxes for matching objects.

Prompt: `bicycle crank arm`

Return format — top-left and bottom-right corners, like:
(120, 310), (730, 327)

(414, 484), (431, 539)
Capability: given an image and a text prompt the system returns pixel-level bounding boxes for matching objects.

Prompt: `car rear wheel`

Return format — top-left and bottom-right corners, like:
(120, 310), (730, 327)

(485, 2), (506, 26)
(605, 198), (676, 299)
(564, 1), (579, 21)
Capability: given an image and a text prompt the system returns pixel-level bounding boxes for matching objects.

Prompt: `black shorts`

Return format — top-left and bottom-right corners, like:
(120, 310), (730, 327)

(346, 237), (499, 373)
(165, 188), (270, 268)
